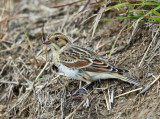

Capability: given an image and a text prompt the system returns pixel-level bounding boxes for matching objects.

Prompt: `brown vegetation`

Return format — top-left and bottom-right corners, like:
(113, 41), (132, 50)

(0, 0), (160, 118)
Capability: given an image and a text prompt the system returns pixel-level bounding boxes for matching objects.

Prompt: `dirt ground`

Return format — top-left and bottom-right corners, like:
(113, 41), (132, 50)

(0, 0), (160, 119)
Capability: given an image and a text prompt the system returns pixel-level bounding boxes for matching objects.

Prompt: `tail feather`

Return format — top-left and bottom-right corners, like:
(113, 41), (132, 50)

(113, 73), (143, 86)
(120, 77), (143, 86)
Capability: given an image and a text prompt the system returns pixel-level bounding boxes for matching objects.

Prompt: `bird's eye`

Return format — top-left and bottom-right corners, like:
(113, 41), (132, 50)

(55, 37), (59, 41)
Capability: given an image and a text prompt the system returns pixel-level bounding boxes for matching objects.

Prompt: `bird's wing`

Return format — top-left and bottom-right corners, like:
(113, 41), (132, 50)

(60, 46), (128, 74)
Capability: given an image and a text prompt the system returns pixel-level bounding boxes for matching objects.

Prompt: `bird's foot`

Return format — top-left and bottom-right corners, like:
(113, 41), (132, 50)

(72, 83), (90, 95)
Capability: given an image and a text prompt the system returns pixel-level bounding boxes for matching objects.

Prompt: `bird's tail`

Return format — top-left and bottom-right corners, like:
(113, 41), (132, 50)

(120, 77), (143, 86)
(113, 73), (143, 86)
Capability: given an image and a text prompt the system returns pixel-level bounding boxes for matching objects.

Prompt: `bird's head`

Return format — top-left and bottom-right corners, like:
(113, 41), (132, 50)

(43, 32), (71, 52)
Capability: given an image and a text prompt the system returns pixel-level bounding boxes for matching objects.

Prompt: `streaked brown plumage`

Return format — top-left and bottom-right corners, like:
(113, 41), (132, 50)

(43, 32), (142, 86)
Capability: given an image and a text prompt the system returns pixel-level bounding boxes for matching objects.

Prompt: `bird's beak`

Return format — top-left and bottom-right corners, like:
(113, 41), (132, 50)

(43, 39), (51, 45)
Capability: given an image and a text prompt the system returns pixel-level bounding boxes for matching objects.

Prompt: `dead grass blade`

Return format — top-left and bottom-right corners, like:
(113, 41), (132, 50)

(114, 87), (143, 99)
(24, 30), (33, 54)
(108, 25), (126, 58)
(91, 4), (106, 38)
(4, 91), (32, 116)
(12, 59), (32, 84)
(139, 26), (160, 67)
(51, 0), (84, 8)
(35, 62), (49, 82)
(128, 19), (139, 43)
(80, 0), (90, 13)
(110, 90), (114, 103)
(65, 90), (94, 119)
(103, 90), (110, 111)
(140, 75), (160, 94)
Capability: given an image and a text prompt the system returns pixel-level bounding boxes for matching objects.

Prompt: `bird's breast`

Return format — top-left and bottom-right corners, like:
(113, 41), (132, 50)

(58, 64), (82, 80)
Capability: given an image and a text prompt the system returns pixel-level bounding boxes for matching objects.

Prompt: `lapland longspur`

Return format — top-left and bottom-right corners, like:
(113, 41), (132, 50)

(43, 32), (142, 88)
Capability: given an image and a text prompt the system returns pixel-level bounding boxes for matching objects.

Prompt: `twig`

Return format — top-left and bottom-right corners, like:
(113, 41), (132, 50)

(0, 64), (7, 75)
(128, 20), (139, 43)
(79, 80), (82, 89)
(5, 91), (32, 114)
(80, 0), (90, 13)
(0, 31), (8, 44)
(65, 90), (93, 119)
(91, 4), (106, 38)
(51, 1), (81, 8)
(26, 62), (49, 91)
(114, 87), (143, 99)
(140, 75), (160, 94)
(0, 81), (19, 85)
(103, 90), (110, 110)
(0, 43), (28, 53)
(108, 25), (126, 58)
(110, 90), (114, 103)
(139, 27), (160, 67)
(12, 61), (32, 84)
(107, 89), (111, 110)
(24, 30), (33, 53)
(35, 62), (49, 81)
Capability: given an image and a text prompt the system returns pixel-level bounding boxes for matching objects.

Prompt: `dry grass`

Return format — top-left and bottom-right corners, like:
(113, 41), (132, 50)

(0, 0), (160, 119)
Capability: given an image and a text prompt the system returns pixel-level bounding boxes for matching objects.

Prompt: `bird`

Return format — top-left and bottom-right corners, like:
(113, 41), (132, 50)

(43, 32), (142, 93)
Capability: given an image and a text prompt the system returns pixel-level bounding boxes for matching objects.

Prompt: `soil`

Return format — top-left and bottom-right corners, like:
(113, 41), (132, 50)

(0, 0), (160, 119)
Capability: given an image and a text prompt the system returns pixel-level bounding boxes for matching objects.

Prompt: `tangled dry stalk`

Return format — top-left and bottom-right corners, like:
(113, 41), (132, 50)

(0, 0), (160, 118)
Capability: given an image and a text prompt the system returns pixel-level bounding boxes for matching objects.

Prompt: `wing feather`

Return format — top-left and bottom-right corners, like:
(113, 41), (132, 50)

(63, 60), (91, 68)
(60, 46), (128, 74)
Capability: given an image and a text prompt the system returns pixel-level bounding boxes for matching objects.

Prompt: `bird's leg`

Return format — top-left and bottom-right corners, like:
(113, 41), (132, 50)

(72, 83), (91, 95)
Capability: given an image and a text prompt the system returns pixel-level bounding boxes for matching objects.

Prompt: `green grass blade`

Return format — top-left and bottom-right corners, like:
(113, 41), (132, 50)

(145, 16), (160, 21)
(132, 5), (160, 27)
(35, 77), (46, 83)
(106, 1), (160, 11)
(151, 10), (160, 17)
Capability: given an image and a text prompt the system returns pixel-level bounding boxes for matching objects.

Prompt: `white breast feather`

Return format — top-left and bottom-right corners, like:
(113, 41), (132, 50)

(58, 64), (81, 80)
